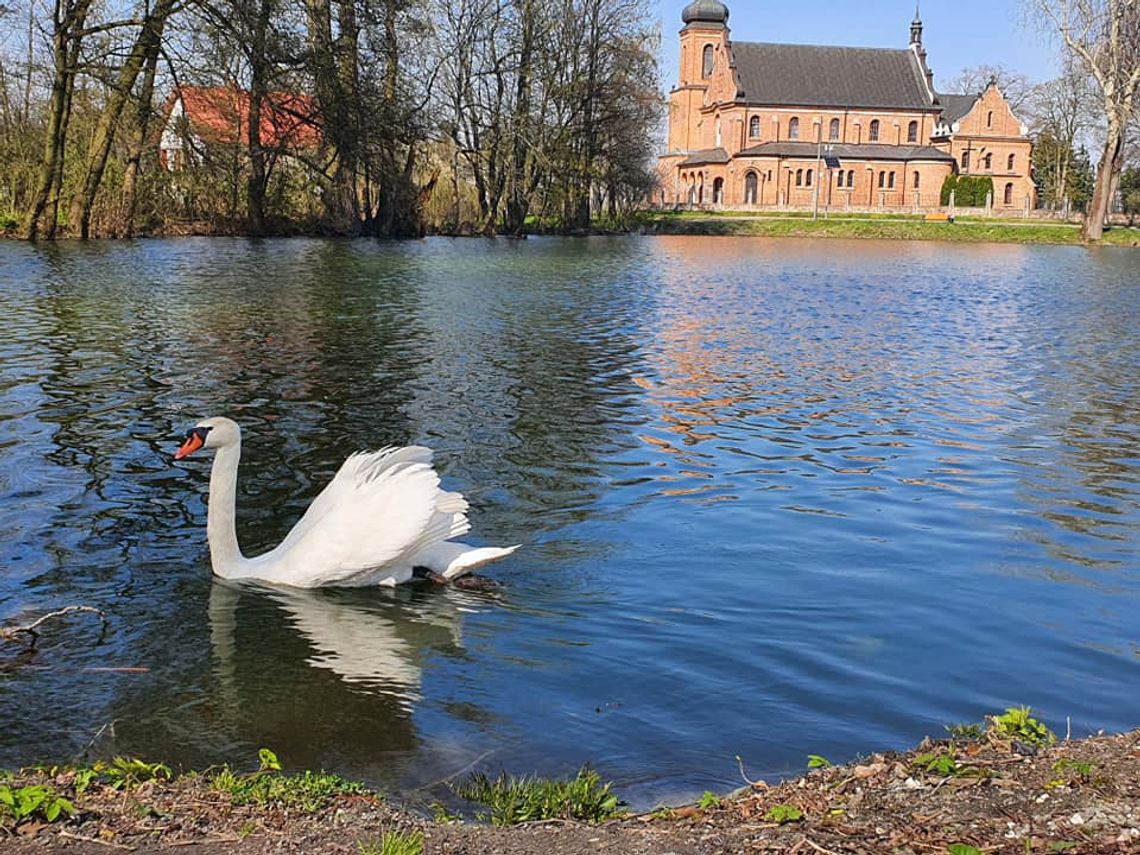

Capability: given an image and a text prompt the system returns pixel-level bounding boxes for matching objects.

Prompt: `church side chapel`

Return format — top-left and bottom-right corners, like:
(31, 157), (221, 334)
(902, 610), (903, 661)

(658, 1), (1036, 213)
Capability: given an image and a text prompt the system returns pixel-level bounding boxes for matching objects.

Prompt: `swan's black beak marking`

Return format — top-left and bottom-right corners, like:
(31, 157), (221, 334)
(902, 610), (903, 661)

(174, 426), (212, 460)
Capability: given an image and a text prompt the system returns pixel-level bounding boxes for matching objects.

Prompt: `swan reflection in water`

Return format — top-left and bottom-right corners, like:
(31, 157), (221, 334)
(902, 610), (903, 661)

(206, 581), (490, 769)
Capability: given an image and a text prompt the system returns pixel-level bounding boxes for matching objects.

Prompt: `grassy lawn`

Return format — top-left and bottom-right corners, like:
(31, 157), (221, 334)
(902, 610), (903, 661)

(638, 211), (1140, 246)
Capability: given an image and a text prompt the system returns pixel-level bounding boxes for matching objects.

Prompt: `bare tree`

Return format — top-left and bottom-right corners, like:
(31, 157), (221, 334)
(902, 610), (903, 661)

(24, 0), (96, 240)
(68, 0), (178, 238)
(1029, 58), (1097, 208)
(1032, 0), (1140, 240)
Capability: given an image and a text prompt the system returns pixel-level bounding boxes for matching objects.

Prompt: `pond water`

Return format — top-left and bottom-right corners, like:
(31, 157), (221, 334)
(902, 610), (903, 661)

(0, 236), (1137, 808)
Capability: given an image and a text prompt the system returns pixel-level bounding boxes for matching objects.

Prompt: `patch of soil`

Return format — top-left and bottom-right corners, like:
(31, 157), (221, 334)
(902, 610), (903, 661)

(3, 730), (1138, 854)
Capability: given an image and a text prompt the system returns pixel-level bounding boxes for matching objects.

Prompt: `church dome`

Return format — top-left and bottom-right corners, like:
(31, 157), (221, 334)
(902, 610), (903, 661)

(682, 0), (729, 26)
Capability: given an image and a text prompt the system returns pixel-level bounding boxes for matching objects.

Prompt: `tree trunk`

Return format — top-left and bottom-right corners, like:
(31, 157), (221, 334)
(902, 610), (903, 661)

(25, 0), (94, 240)
(69, 0), (176, 238)
(121, 25), (164, 238)
(1083, 124), (1123, 241)
(504, 0), (534, 236)
(246, 0), (273, 235)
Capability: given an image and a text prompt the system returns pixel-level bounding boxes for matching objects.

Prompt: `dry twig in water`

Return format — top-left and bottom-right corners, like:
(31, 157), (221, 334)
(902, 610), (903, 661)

(0, 606), (109, 650)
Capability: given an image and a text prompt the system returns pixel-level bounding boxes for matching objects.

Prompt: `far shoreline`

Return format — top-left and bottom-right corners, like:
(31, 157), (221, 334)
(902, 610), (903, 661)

(638, 211), (1140, 247)
(4, 213), (1140, 248)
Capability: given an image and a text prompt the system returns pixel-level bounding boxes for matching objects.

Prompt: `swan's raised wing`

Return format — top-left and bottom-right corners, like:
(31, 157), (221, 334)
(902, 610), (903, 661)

(266, 447), (469, 587)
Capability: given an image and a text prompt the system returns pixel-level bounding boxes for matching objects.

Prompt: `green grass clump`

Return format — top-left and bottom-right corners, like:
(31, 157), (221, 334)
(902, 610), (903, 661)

(697, 790), (720, 809)
(988, 706), (1056, 747)
(358, 828), (425, 855)
(210, 749), (366, 812)
(452, 766), (623, 826)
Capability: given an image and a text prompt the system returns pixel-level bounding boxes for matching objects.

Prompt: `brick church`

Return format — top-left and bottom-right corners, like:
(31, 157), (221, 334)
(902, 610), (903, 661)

(658, 1), (1036, 212)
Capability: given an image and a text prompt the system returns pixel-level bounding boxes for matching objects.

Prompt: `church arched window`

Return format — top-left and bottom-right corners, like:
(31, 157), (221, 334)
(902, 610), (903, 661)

(789, 117), (800, 140)
(702, 44), (714, 79)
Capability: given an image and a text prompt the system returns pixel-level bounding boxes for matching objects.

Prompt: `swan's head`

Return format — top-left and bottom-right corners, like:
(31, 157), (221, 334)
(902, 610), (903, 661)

(174, 417), (240, 460)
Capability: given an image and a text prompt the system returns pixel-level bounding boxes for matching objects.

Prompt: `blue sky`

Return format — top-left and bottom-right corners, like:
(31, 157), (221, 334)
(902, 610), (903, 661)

(657, 0), (1060, 91)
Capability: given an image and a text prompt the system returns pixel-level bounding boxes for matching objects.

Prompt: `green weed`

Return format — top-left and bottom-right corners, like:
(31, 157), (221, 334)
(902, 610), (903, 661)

(806, 754), (832, 769)
(763, 803), (803, 824)
(944, 721), (985, 740)
(1050, 758), (1094, 785)
(452, 767), (623, 826)
(0, 783), (75, 825)
(947, 845), (984, 855)
(210, 749), (365, 812)
(430, 802), (461, 823)
(914, 751), (960, 777)
(358, 828), (425, 855)
(989, 707), (1056, 746)
(100, 756), (173, 790)
(697, 790), (720, 810)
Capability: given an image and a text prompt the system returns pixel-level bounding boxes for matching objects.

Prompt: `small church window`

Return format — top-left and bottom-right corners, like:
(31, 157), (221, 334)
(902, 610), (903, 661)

(984, 153), (992, 170)
(806, 169), (813, 187)
(888, 171), (896, 189)
(749, 116), (760, 138)
(878, 170), (885, 188)
(702, 44), (714, 78)
(1004, 182), (1014, 205)
(1008, 153), (1015, 171)
(961, 151), (970, 171)
(836, 171), (845, 188)
(987, 110), (993, 128)
(795, 169), (803, 186)
(847, 169), (854, 187)
(869, 120), (880, 142)
(789, 117), (800, 140)
(829, 118), (840, 141)
(907, 120), (918, 143)
(913, 170), (920, 189)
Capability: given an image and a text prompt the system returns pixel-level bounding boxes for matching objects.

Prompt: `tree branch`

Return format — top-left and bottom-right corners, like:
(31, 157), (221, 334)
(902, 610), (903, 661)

(1, 606), (109, 650)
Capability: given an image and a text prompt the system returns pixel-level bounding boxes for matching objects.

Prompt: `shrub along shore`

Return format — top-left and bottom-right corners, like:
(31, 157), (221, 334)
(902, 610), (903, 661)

(639, 211), (1140, 246)
(2, 710), (1138, 854)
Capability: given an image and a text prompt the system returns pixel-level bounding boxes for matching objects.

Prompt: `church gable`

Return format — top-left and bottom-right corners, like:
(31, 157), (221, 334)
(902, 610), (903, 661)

(954, 83), (1027, 137)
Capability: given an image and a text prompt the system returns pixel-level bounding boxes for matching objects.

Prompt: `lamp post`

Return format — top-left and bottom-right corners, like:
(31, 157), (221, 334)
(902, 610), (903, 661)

(813, 119), (823, 220)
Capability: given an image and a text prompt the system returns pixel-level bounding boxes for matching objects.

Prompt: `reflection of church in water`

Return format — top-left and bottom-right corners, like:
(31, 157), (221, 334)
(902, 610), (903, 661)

(659, 1), (1036, 212)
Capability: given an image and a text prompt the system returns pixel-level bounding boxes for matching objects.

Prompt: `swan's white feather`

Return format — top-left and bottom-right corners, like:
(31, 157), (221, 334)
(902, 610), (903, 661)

(410, 542), (522, 579)
(187, 419), (518, 588)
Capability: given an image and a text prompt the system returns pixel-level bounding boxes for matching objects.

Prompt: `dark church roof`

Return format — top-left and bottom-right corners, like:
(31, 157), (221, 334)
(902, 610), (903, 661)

(730, 42), (934, 110)
(680, 147), (731, 166)
(935, 93), (979, 126)
(738, 141), (955, 162)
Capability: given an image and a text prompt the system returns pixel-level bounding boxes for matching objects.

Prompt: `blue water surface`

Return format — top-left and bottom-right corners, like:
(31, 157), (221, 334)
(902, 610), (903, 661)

(0, 235), (1137, 808)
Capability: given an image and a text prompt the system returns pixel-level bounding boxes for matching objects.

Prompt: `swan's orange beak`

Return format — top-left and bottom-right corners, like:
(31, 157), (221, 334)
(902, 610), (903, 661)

(175, 427), (209, 460)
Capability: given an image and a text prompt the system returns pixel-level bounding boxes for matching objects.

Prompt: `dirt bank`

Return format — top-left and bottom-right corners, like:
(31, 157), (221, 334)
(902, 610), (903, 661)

(3, 728), (1138, 854)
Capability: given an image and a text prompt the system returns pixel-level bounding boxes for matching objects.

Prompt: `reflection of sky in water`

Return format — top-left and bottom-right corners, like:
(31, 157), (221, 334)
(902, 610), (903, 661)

(0, 237), (1137, 809)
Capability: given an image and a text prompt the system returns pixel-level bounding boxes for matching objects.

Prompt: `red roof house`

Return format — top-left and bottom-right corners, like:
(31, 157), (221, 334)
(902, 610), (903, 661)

(160, 85), (320, 170)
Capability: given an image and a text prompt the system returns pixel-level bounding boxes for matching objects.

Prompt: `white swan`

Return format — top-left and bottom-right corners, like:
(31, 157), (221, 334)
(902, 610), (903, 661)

(175, 417), (519, 588)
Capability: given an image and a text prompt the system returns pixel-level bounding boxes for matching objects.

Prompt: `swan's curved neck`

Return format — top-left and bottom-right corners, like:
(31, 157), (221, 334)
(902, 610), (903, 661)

(207, 442), (247, 578)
